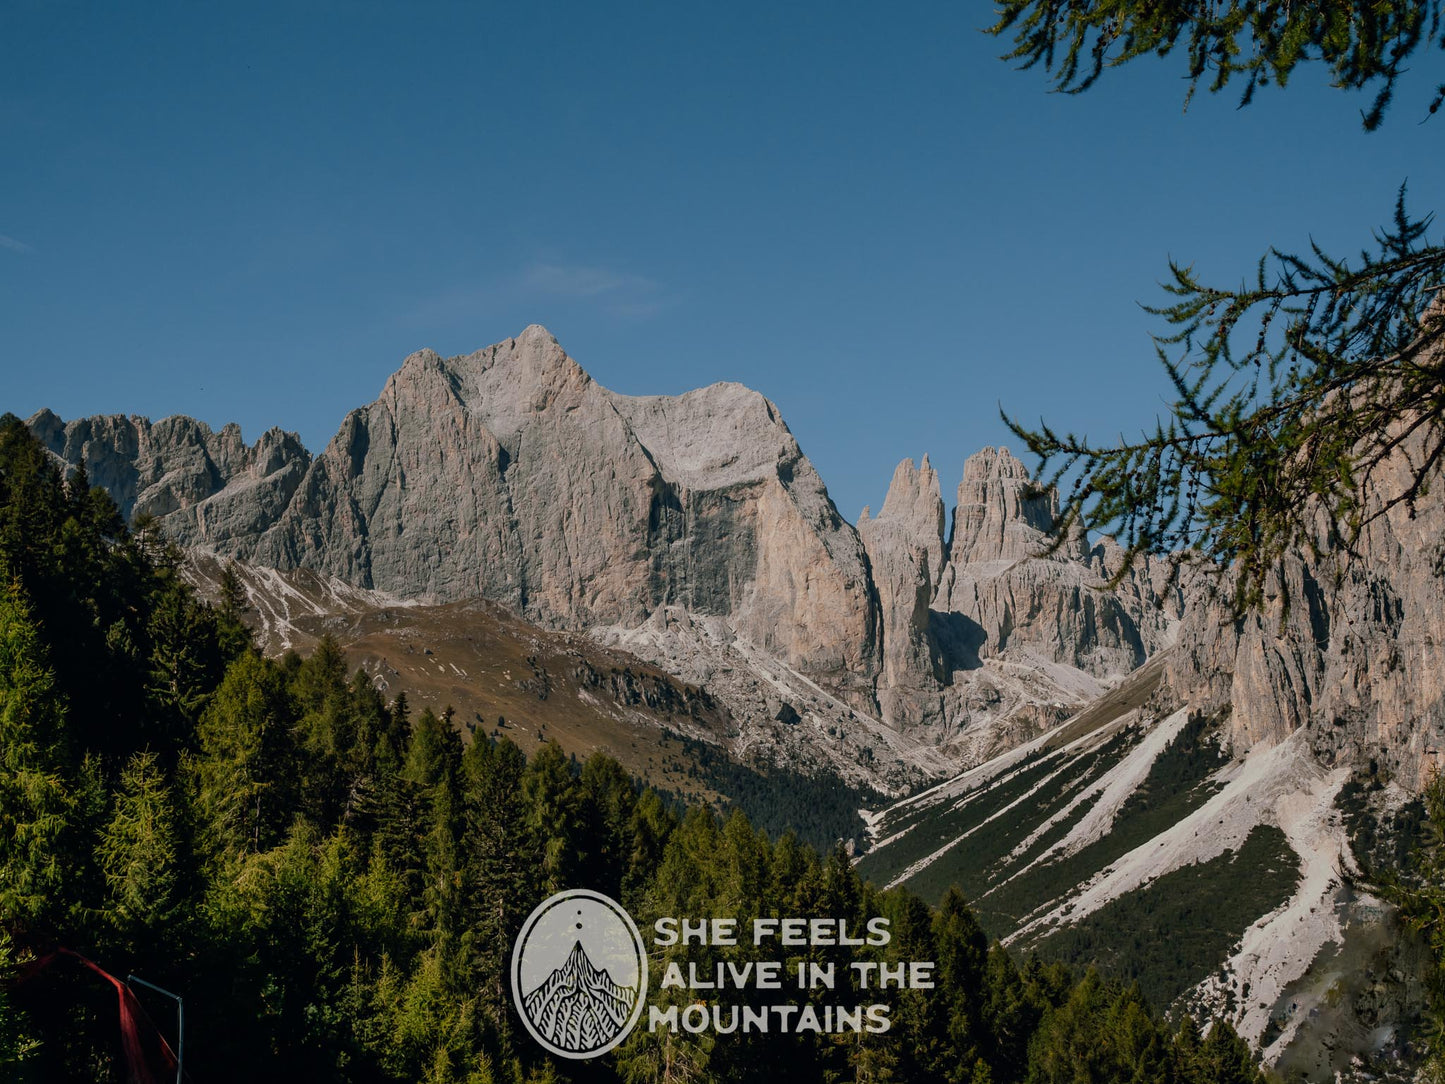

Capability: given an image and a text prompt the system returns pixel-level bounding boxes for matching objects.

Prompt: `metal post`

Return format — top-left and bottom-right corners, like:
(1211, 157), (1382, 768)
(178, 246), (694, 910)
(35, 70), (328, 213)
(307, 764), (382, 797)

(126, 974), (183, 1084)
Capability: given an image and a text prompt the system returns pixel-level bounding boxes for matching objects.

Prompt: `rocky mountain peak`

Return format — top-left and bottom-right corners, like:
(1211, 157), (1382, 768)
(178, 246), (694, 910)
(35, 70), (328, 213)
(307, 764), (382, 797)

(379, 325), (589, 450)
(948, 445), (1065, 566)
(874, 456), (947, 583)
(32, 328), (881, 709)
(27, 408), (312, 526)
(859, 455), (951, 729)
(607, 381), (800, 493)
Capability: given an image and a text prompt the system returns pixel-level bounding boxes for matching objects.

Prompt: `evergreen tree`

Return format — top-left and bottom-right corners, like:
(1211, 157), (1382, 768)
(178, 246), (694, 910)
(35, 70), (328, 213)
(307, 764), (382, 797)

(0, 416), (159, 760)
(460, 734), (534, 1042)
(192, 651), (299, 860)
(402, 708), (466, 952)
(1186, 1019), (1265, 1084)
(146, 570), (224, 747)
(982, 944), (1046, 1084)
(933, 888), (991, 1078)
(215, 562), (254, 660)
(520, 740), (586, 896)
(0, 579), (77, 929)
(96, 750), (184, 944)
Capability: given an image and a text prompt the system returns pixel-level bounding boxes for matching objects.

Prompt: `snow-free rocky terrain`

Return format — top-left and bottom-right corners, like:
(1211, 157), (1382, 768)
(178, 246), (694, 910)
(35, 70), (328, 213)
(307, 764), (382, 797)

(27, 325), (1445, 1078)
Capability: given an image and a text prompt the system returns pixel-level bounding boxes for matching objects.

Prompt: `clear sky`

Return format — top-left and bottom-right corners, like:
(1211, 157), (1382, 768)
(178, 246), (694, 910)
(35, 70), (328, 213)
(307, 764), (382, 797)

(4, 1), (1442, 523)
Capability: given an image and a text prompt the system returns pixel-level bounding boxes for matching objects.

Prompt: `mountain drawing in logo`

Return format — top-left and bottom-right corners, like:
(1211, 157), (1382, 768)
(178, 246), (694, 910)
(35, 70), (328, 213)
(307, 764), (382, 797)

(512, 889), (648, 1058)
(522, 939), (638, 1053)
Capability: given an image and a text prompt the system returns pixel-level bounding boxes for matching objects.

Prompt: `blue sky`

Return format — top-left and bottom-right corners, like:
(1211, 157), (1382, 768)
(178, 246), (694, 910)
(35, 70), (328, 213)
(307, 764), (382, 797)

(4, 2), (1442, 522)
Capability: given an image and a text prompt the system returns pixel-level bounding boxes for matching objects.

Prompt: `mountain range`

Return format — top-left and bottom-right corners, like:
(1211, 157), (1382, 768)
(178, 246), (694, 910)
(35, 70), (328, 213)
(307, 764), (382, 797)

(25, 324), (1445, 1078)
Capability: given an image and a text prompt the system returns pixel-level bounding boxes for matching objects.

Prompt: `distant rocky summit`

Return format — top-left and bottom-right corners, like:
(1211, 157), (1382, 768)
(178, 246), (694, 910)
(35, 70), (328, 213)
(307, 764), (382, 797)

(25, 324), (1441, 790)
(32, 326), (878, 707)
(29, 326), (1173, 759)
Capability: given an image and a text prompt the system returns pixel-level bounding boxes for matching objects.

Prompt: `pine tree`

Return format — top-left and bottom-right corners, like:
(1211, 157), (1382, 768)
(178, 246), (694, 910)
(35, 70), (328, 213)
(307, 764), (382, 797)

(933, 887), (991, 1075)
(290, 636), (360, 828)
(0, 578), (77, 928)
(401, 708), (465, 949)
(192, 651), (299, 860)
(0, 416), (158, 760)
(96, 750), (183, 943)
(215, 562), (254, 660)
(146, 571), (224, 744)
(459, 739), (533, 974)
(520, 740), (586, 896)
(1187, 1019), (1265, 1084)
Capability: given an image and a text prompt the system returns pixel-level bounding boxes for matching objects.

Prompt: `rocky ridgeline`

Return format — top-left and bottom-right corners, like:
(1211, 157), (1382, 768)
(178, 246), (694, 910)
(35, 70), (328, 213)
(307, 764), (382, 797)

(26, 325), (1441, 786)
(32, 326), (878, 713)
(1159, 413), (1445, 791)
(860, 448), (1182, 757)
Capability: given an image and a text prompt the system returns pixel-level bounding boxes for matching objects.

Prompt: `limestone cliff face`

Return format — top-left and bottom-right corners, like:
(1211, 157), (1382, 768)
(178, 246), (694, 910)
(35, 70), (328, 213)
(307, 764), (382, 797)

(855, 446), (1181, 743)
(31, 326), (880, 705)
(931, 447), (1177, 677)
(28, 408), (311, 532)
(944, 445), (1079, 565)
(1161, 417), (1445, 789)
(859, 457), (947, 728)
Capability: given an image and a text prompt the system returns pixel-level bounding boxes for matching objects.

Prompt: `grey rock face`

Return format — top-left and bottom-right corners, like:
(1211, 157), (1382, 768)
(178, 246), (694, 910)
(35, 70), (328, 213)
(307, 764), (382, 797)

(1161, 415), (1445, 789)
(29, 407), (311, 530)
(932, 447), (1178, 678)
(944, 446), (1079, 566)
(853, 447), (1181, 747)
(31, 326), (881, 705)
(859, 457), (947, 728)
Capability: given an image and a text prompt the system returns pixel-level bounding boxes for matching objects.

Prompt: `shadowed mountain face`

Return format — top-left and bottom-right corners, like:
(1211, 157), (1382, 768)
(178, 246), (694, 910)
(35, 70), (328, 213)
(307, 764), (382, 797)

(522, 942), (637, 1053)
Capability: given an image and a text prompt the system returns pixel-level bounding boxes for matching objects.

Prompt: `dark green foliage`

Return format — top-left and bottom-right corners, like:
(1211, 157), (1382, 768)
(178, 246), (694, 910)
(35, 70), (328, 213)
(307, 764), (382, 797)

(0, 933), (38, 1071)
(214, 562), (253, 660)
(1377, 773), (1445, 1079)
(989, 0), (1445, 612)
(658, 730), (883, 853)
(193, 650), (301, 860)
(857, 714), (1231, 939)
(1005, 192), (1445, 610)
(973, 714), (1233, 937)
(990, 0), (1443, 127)
(0, 419), (1270, 1081)
(0, 412), (237, 763)
(1337, 773), (1428, 874)
(1117, 713), (1232, 816)
(865, 735), (1136, 915)
(1032, 826), (1302, 1011)
(0, 581), (78, 929)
